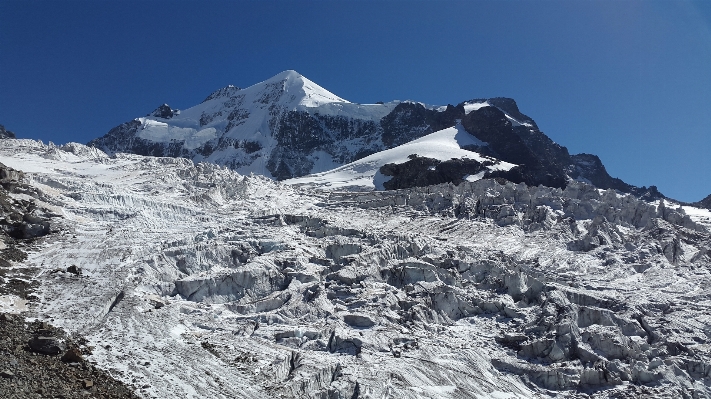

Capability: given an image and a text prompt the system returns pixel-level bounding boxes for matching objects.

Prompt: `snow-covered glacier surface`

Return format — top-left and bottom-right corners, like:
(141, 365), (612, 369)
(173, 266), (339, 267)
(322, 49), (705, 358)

(1, 139), (711, 398)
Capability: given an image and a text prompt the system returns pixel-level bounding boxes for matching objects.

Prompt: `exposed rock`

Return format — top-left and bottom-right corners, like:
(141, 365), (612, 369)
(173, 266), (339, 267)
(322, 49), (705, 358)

(380, 155), (489, 190)
(66, 265), (81, 275)
(202, 85), (240, 103)
(0, 315), (140, 399)
(342, 314), (375, 328)
(148, 103), (178, 119)
(28, 336), (65, 355)
(695, 193), (711, 210)
(61, 348), (84, 363)
(0, 125), (15, 139)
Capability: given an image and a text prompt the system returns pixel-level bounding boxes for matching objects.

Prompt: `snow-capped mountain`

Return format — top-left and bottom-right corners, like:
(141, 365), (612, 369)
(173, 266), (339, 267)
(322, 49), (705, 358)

(1, 138), (710, 398)
(88, 70), (396, 180)
(88, 71), (659, 199)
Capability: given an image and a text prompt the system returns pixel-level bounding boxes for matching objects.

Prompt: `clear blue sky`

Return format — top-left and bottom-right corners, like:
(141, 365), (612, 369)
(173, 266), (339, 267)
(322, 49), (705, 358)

(1, 1), (710, 202)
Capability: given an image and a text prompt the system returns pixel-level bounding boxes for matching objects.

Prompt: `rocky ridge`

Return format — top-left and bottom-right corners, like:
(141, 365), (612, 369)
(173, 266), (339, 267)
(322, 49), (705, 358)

(0, 125), (16, 140)
(87, 71), (661, 199)
(0, 139), (709, 398)
(695, 193), (711, 210)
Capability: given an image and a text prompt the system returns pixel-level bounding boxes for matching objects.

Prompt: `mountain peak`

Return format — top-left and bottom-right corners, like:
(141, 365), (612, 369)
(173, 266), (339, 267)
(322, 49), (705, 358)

(148, 104), (178, 119)
(268, 69), (302, 82)
(247, 70), (350, 107)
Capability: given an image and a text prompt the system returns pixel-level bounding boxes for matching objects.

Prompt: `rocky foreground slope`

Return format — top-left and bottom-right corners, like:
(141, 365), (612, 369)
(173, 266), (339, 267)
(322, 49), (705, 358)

(0, 157), (140, 398)
(0, 138), (710, 398)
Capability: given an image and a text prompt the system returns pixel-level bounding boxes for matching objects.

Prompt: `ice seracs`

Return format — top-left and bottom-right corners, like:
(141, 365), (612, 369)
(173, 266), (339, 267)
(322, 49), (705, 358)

(1, 137), (710, 398)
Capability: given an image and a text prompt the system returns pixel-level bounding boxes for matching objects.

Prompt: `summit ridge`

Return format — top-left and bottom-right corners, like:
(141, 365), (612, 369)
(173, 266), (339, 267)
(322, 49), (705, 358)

(88, 71), (661, 198)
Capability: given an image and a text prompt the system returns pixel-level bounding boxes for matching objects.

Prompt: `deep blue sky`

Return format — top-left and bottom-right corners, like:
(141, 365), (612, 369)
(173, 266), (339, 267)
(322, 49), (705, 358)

(1, 1), (710, 202)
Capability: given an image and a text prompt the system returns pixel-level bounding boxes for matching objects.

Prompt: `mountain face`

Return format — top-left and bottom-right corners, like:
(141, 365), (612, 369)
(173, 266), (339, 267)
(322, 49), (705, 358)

(88, 71), (659, 198)
(0, 125), (16, 139)
(1, 139), (710, 398)
(696, 193), (711, 210)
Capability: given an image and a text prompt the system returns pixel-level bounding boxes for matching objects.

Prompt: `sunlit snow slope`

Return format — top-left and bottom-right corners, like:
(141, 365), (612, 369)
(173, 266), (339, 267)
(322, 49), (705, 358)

(285, 123), (516, 191)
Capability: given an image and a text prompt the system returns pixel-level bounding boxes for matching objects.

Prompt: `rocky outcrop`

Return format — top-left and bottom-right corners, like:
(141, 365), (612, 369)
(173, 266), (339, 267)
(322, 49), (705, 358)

(380, 102), (463, 147)
(461, 106), (568, 189)
(202, 85), (241, 103)
(380, 155), (489, 190)
(0, 125), (15, 139)
(695, 193), (711, 210)
(148, 104), (178, 119)
(0, 162), (51, 240)
(0, 315), (140, 399)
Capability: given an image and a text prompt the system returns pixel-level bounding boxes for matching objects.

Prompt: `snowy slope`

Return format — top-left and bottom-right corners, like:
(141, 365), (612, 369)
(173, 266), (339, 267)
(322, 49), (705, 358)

(1, 138), (710, 398)
(286, 123), (516, 190)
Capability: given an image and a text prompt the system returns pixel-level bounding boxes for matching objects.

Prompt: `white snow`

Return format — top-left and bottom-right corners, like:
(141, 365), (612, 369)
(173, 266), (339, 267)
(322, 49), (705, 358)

(137, 118), (218, 150)
(463, 101), (490, 114)
(0, 294), (27, 313)
(126, 70), (406, 173)
(285, 123), (515, 190)
(255, 69), (351, 107)
(682, 205), (711, 229)
(462, 101), (533, 127)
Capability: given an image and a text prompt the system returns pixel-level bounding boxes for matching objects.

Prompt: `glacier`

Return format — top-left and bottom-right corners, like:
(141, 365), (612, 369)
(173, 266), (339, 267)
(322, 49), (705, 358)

(1, 137), (710, 398)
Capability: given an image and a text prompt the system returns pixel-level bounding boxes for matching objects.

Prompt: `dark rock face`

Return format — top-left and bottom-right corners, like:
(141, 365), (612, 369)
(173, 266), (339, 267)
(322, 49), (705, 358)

(0, 317), (141, 399)
(568, 154), (632, 192)
(461, 106), (568, 189)
(567, 154), (664, 201)
(380, 155), (490, 190)
(461, 106), (540, 167)
(243, 140), (262, 154)
(457, 105), (664, 197)
(87, 120), (190, 159)
(267, 147), (316, 181)
(0, 125), (16, 139)
(695, 193), (711, 210)
(148, 104), (177, 119)
(275, 111), (333, 152)
(380, 102), (463, 147)
(486, 97), (538, 128)
(267, 111), (385, 179)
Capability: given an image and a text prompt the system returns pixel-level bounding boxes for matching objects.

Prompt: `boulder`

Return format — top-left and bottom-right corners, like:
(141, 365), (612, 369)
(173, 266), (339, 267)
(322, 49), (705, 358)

(61, 348), (84, 363)
(28, 336), (65, 355)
